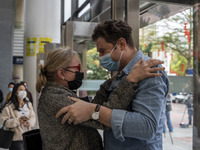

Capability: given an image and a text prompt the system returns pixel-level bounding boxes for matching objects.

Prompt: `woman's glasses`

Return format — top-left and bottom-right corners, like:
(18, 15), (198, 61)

(66, 64), (81, 72)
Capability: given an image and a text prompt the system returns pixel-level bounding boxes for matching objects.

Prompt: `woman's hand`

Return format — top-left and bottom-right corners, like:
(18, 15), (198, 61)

(56, 97), (96, 125)
(23, 121), (30, 128)
(19, 116), (29, 125)
(126, 58), (165, 83)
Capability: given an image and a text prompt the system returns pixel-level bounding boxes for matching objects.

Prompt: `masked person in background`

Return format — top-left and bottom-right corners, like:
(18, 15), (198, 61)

(1, 83), (36, 150)
(0, 89), (3, 113)
(20, 81), (33, 105)
(6, 82), (15, 101)
(36, 47), (165, 150)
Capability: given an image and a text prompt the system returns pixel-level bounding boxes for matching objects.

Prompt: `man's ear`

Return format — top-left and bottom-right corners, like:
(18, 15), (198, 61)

(57, 68), (65, 80)
(118, 38), (127, 50)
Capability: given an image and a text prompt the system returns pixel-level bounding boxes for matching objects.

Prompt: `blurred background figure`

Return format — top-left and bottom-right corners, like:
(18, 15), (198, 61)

(6, 82), (15, 101)
(1, 83), (36, 150)
(163, 93), (174, 134)
(0, 89), (3, 113)
(20, 81), (33, 105)
(185, 93), (193, 127)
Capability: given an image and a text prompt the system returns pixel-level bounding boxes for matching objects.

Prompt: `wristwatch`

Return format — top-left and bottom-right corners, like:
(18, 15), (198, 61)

(92, 104), (101, 120)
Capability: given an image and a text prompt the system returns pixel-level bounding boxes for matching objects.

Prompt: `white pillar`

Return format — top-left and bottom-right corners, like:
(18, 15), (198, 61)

(24, 0), (61, 127)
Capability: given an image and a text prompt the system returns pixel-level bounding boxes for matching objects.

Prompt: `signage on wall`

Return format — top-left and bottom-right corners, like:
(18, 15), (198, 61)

(13, 56), (23, 64)
(39, 37), (52, 53)
(26, 37), (52, 56)
(26, 37), (37, 56)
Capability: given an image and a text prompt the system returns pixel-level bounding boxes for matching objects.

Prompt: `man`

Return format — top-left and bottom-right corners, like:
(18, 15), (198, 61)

(56, 19), (169, 150)
(6, 82), (15, 101)
(185, 93), (193, 127)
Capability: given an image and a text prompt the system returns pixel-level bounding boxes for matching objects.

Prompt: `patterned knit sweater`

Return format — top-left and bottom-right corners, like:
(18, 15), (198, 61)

(38, 78), (137, 150)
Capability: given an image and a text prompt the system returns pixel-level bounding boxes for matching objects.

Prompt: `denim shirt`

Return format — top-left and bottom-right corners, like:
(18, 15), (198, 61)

(104, 50), (169, 150)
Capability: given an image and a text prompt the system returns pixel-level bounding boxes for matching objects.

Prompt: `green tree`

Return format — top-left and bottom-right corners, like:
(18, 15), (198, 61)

(159, 8), (193, 75)
(140, 24), (158, 57)
(170, 52), (188, 76)
(140, 42), (153, 56)
(86, 47), (110, 80)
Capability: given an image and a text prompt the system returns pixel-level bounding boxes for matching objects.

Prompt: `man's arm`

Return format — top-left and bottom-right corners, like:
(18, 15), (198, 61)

(98, 106), (112, 127)
(56, 97), (113, 127)
(110, 75), (168, 142)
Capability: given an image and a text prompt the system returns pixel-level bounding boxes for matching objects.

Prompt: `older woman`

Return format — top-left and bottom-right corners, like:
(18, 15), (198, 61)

(1, 83), (36, 150)
(36, 47), (164, 150)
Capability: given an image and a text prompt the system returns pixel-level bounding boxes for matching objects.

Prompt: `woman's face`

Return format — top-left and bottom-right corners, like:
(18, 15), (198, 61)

(16, 85), (26, 96)
(64, 56), (81, 82)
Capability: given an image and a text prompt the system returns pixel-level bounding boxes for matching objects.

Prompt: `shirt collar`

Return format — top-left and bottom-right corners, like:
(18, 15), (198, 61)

(122, 50), (144, 75)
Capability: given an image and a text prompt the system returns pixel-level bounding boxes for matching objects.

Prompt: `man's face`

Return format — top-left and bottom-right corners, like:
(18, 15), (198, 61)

(96, 37), (121, 62)
(96, 37), (114, 57)
(8, 84), (14, 89)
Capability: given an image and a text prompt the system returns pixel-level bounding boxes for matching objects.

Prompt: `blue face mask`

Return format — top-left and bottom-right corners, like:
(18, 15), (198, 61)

(99, 44), (124, 71)
(9, 88), (13, 93)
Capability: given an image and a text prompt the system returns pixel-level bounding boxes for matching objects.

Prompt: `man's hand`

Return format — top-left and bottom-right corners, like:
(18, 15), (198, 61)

(56, 97), (96, 125)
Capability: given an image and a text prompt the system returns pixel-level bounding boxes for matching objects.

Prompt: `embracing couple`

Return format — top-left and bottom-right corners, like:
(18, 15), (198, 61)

(36, 19), (168, 150)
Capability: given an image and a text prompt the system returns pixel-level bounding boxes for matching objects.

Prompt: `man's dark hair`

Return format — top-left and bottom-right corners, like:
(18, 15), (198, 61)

(8, 82), (15, 87)
(92, 19), (135, 48)
(20, 81), (26, 85)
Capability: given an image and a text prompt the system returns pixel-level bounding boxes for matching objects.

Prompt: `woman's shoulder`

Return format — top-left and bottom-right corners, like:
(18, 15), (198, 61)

(39, 82), (75, 103)
(26, 101), (33, 108)
(43, 85), (71, 97)
(44, 82), (69, 93)
(2, 102), (15, 111)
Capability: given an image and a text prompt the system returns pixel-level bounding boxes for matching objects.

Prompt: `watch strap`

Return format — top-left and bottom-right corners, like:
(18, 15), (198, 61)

(95, 104), (101, 112)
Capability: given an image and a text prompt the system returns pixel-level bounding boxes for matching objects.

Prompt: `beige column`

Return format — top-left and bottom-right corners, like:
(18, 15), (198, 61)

(24, 0), (61, 127)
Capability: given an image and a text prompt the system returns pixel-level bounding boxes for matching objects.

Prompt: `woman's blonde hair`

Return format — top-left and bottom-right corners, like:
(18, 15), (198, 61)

(36, 47), (81, 93)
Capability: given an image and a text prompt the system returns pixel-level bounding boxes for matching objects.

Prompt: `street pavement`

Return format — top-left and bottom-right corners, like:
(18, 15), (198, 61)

(0, 103), (192, 150)
(163, 103), (192, 150)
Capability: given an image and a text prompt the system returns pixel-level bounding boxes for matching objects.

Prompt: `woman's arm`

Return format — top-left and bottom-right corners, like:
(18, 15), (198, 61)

(1, 105), (21, 128)
(28, 102), (36, 127)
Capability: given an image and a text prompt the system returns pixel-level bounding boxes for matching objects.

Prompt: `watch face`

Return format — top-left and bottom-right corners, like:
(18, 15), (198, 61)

(92, 112), (99, 120)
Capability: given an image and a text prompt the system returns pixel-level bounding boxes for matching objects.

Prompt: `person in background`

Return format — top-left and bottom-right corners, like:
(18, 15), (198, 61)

(20, 81), (33, 105)
(1, 83), (36, 150)
(6, 82), (15, 101)
(36, 48), (165, 150)
(185, 93), (193, 127)
(163, 93), (173, 134)
(0, 89), (3, 113)
(56, 19), (169, 150)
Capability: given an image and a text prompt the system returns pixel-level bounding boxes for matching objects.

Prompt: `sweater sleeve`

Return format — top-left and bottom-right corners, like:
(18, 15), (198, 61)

(81, 78), (138, 130)
(38, 87), (79, 147)
(1, 105), (20, 128)
(27, 102), (36, 128)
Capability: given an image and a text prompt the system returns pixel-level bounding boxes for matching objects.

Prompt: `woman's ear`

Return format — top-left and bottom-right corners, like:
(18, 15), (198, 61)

(57, 68), (65, 80)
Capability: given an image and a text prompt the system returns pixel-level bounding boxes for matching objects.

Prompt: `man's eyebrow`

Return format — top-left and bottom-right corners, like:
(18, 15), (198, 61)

(98, 48), (106, 52)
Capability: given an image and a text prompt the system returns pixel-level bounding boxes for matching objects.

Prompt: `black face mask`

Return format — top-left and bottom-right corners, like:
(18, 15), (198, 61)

(67, 71), (84, 90)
